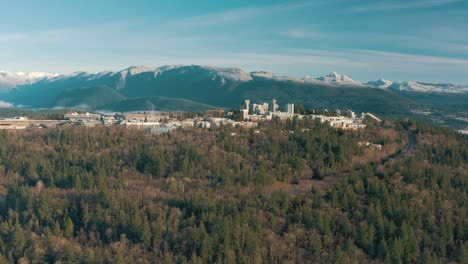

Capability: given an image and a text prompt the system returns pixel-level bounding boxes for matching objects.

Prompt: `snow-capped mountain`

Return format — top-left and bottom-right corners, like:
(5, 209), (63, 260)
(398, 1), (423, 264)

(386, 81), (468, 93)
(366, 79), (393, 88)
(0, 65), (466, 134)
(0, 71), (59, 92)
(118, 66), (156, 77)
(2, 65), (468, 102)
(316, 72), (361, 85)
(251, 71), (325, 85)
(112, 65), (254, 89)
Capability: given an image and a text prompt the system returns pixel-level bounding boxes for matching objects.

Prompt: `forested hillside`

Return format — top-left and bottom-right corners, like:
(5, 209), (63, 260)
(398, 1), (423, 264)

(0, 119), (465, 263)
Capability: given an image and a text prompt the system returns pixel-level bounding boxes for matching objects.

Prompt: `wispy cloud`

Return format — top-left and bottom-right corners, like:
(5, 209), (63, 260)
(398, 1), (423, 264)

(348, 49), (468, 65)
(282, 28), (321, 39)
(168, 1), (321, 29)
(291, 48), (468, 65)
(0, 20), (141, 43)
(448, 43), (468, 52)
(0, 33), (28, 41)
(273, 48), (468, 82)
(214, 52), (364, 67)
(351, 0), (461, 13)
(0, 101), (14, 108)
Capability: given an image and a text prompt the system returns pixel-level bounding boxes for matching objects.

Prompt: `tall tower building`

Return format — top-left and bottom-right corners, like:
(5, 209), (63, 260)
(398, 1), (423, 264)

(287, 103), (295, 115)
(241, 109), (249, 120)
(263, 103), (269, 113)
(272, 99), (279, 112)
(244, 99), (250, 113)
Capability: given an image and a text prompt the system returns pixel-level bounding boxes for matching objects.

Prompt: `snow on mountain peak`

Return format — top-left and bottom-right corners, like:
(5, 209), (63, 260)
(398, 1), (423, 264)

(155, 65), (253, 83)
(28, 72), (59, 78)
(122, 66), (155, 76)
(366, 78), (393, 88)
(316, 72), (360, 85)
(0, 71), (60, 92)
(388, 81), (468, 93)
(2, 66), (467, 95)
(203, 66), (253, 82)
(251, 71), (276, 78)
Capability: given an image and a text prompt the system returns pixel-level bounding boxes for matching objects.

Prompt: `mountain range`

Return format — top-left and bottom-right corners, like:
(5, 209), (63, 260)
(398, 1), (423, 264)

(2, 65), (468, 95)
(0, 71), (58, 91)
(0, 65), (466, 129)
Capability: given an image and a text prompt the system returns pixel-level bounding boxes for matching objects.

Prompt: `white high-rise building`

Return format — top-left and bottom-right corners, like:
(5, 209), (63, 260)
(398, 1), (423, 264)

(272, 99), (279, 112)
(287, 103), (294, 115)
(244, 99), (250, 111)
(263, 103), (269, 113)
(253, 103), (268, 115)
(241, 109), (249, 120)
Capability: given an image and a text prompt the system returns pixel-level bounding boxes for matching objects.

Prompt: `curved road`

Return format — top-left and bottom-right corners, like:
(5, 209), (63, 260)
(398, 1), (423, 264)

(318, 129), (417, 185)
(381, 129), (416, 164)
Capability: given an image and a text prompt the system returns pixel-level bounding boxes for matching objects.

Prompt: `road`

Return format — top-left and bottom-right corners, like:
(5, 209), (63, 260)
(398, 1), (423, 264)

(381, 129), (416, 164)
(323, 129), (417, 184)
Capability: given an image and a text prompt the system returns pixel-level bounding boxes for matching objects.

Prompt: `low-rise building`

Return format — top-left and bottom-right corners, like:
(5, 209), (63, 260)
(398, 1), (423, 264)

(65, 112), (101, 122)
(148, 126), (172, 135)
(124, 113), (162, 122)
(311, 114), (366, 130)
(358, 141), (383, 150)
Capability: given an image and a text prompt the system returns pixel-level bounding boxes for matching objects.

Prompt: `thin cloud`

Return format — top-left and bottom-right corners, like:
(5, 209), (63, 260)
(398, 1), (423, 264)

(168, 1), (321, 29)
(283, 28), (321, 39)
(0, 33), (28, 41)
(351, 0), (461, 13)
(223, 52), (364, 67)
(274, 47), (468, 82)
(349, 49), (468, 65)
(0, 101), (14, 108)
(448, 43), (468, 52)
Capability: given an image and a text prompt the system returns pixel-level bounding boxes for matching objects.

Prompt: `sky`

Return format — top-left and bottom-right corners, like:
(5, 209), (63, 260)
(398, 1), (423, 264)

(1, 0), (468, 83)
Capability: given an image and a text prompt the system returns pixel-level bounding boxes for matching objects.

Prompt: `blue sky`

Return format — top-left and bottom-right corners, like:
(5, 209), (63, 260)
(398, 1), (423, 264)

(1, 0), (468, 83)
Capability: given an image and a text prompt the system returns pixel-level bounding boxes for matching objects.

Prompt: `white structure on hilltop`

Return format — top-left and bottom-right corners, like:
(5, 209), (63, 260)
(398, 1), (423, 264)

(311, 115), (366, 130)
(243, 99), (250, 111)
(286, 103), (294, 115)
(241, 109), (249, 120)
(272, 99), (279, 112)
(65, 112), (101, 122)
(346, 110), (357, 119)
(362, 112), (382, 123)
(241, 99), (297, 120)
(252, 103), (269, 114)
(240, 98), (378, 130)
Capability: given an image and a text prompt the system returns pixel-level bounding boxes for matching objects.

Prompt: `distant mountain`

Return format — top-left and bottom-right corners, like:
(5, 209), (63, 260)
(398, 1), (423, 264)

(387, 81), (468, 93)
(0, 65), (467, 130)
(366, 79), (393, 88)
(251, 71), (326, 85)
(97, 96), (220, 112)
(0, 71), (58, 92)
(117, 65), (253, 106)
(2, 65), (254, 108)
(55, 86), (126, 109)
(316, 72), (361, 85)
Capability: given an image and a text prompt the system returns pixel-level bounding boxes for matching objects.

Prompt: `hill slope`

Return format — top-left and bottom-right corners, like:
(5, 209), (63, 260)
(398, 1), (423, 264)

(97, 96), (221, 112)
(55, 86), (127, 109)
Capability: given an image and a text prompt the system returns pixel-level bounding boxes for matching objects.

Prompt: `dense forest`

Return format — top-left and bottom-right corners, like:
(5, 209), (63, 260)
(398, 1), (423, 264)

(0, 118), (466, 263)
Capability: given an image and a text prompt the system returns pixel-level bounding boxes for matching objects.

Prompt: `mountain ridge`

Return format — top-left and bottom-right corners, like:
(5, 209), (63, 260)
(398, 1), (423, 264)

(2, 65), (467, 94)
(0, 65), (466, 131)
(1, 65), (417, 114)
